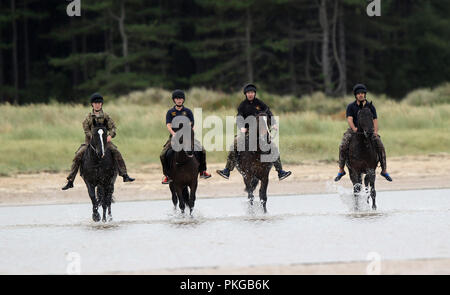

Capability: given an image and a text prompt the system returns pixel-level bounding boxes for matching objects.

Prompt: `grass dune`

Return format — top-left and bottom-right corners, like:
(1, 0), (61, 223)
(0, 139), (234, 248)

(1, 85), (449, 176)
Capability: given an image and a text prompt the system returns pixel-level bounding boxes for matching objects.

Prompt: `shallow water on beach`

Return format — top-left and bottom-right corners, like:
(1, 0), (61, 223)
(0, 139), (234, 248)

(0, 188), (449, 274)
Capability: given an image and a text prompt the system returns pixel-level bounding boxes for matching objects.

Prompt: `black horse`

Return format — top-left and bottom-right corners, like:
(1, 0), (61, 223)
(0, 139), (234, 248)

(80, 126), (118, 222)
(347, 105), (379, 210)
(236, 112), (274, 213)
(167, 129), (199, 214)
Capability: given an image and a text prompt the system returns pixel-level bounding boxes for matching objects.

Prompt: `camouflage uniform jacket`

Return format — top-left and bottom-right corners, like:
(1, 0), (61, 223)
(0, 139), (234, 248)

(82, 109), (117, 143)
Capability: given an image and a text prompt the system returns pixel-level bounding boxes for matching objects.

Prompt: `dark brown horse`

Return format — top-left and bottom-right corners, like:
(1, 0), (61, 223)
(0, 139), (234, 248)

(80, 126), (118, 222)
(235, 112), (274, 213)
(167, 129), (199, 214)
(347, 104), (379, 210)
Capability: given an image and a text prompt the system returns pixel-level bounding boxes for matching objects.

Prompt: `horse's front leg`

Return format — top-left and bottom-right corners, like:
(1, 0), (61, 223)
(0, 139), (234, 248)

(175, 186), (186, 214)
(188, 180), (198, 215)
(370, 172), (377, 210)
(86, 183), (100, 222)
(364, 174), (370, 204)
(169, 182), (178, 210)
(349, 170), (362, 211)
(106, 184), (114, 222)
(259, 176), (269, 213)
(97, 186), (107, 222)
(243, 175), (254, 205)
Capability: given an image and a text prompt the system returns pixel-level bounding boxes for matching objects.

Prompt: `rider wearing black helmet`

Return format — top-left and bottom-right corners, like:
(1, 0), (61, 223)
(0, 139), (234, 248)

(62, 93), (135, 190)
(216, 83), (291, 180)
(334, 84), (392, 182)
(160, 89), (211, 184)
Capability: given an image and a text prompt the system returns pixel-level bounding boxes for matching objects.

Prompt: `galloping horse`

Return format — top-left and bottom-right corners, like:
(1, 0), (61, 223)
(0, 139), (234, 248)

(347, 104), (379, 210)
(80, 125), (118, 222)
(167, 129), (199, 214)
(235, 112), (274, 213)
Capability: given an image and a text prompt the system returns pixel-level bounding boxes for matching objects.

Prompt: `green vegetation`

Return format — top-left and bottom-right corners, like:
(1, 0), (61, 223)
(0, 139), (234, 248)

(1, 84), (449, 176)
(2, 1), (450, 103)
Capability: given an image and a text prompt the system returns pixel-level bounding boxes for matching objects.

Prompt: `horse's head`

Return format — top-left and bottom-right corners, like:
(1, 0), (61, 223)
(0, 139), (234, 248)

(90, 126), (108, 158)
(255, 111), (273, 146)
(357, 103), (374, 139)
(173, 128), (195, 158)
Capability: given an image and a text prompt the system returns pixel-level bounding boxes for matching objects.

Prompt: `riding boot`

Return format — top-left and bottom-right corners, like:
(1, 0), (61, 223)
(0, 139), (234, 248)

(273, 157), (292, 180)
(122, 174), (135, 182)
(216, 151), (235, 179)
(62, 180), (74, 190)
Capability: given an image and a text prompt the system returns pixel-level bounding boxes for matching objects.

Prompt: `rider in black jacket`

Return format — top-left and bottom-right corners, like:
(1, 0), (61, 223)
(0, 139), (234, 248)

(216, 83), (291, 180)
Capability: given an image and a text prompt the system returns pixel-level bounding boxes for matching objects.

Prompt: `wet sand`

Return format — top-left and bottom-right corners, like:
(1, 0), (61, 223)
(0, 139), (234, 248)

(117, 258), (450, 275)
(1, 153), (449, 207)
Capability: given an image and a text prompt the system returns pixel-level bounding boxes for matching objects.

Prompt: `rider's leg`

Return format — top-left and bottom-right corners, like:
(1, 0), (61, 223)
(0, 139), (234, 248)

(373, 134), (392, 181)
(160, 137), (172, 184)
(195, 139), (211, 179)
(62, 144), (87, 190)
(269, 143), (291, 180)
(335, 128), (352, 181)
(108, 143), (135, 182)
(216, 136), (237, 179)
(273, 157), (292, 180)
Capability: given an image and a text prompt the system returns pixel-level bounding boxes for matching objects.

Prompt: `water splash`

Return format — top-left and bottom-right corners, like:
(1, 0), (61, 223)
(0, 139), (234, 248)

(326, 180), (372, 212)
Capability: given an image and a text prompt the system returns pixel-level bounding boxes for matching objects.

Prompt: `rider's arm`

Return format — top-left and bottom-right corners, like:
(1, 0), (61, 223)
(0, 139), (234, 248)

(82, 114), (93, 140)
(236, 102), (246, 133)
(347, 116), (357, 132)
(105, 114), (117, 138)
(166, 123), (176, 136)
(371, 104), (378, 135)
(260, 101), (277, 128)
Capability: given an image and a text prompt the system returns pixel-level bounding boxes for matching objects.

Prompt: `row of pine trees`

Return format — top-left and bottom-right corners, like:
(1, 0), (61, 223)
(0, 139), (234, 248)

(1, 0), (449, 104)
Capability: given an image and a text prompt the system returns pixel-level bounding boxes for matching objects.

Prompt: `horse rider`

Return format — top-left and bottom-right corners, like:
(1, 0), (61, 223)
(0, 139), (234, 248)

(160, 89), (212, 184)
(216, 83), (291, 180)
(62, 93), (135, 190)
(334, 83), (392, 182)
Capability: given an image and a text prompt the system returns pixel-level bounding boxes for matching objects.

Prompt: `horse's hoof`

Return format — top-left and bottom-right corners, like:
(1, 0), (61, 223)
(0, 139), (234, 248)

(372, 205), (377, 210)
(92, 212), (101, 222)
(107, 215), (113, 222)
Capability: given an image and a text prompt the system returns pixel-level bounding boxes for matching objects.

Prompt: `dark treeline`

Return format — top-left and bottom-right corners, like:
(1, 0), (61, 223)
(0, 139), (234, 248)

(0, 0), (449, 104)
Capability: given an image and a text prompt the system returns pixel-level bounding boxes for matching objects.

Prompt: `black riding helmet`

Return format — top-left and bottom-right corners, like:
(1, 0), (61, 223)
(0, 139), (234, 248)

(90, 93), (104, 104)
(243, 83), (257, 94)
(172, 89), (185, 102)
(353, 84), (367, 96)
